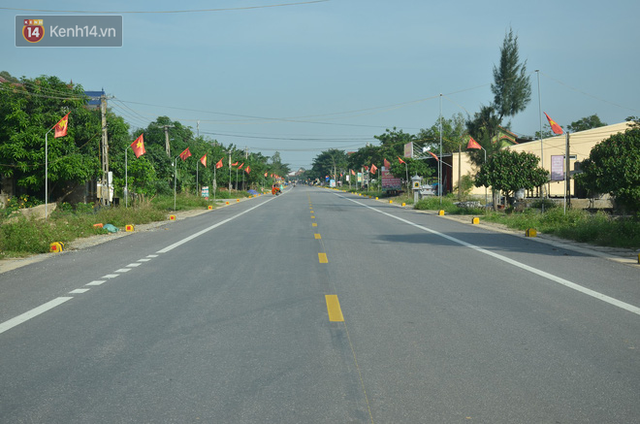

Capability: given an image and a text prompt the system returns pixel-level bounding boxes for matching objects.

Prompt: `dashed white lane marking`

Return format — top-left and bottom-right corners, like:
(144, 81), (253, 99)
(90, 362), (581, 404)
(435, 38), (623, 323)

(138, 258), (151, 262)
(126, 263), (142, 267)
(0, 297), (73, 335)
(114, 268), (131, 273)
(69, 289), (90, 294)
(102, 274), (120, 279)
(86, 280), (106, 286)
(147, 254), (159, 258)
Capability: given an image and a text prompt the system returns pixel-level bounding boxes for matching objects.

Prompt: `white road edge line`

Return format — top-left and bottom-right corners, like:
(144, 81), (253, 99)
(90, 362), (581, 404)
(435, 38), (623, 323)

(0, 297), (73, 335)
(339, 194), (640, 317)
(156, 196), (277, 254)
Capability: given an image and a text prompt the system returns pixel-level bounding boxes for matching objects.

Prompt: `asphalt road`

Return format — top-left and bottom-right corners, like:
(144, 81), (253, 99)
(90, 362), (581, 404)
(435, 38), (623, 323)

(1, 186), (639, 423)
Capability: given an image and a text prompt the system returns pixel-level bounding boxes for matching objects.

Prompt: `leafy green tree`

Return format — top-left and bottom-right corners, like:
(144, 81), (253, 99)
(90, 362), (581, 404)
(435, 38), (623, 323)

(475, 150), (547, 205)
(466, 105), (502, 166)
(311, 149), (348, 181)
(0, 74), (100, 201)
(418, 113), (467, 154)
(575, 126), (640, 212)
(491, 27), (531, 121)
(389, 157), (434, 181)
(567, 114), (606, 133)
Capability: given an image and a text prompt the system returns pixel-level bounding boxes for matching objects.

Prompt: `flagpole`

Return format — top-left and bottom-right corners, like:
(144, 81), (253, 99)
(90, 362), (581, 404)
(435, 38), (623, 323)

(536, 70), (546, 209)
(213, 164), (217, 204)
(44, 129), (51, 219)
(196, 160), (199, 197)
(439, 93), (443, 205)
(125, 148), (128, 208)
(174, 155), (178, 211)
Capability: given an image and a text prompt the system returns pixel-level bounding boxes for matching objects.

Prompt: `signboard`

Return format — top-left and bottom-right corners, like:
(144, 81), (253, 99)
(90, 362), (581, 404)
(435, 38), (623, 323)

(381, 167), (402, 190)
(330, 179), (336, 188)
(201, 186), (209, 197)
(404, 142), (413, 158)
(551, 155), (564, 181)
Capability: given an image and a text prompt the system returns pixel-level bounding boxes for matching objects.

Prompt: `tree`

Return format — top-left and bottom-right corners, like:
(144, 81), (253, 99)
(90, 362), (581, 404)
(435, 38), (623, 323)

(418, 113), (467, 155)
(475, 150), (547, 206)
(466, 105), (502, 167)
(491, 27), (531, 121)
(388, 157), (434, 181)
(0, 74), (101, 201)
(311, 149), (348, 182)
(567, 114), (606, 133)
(575, 126), (640, 212)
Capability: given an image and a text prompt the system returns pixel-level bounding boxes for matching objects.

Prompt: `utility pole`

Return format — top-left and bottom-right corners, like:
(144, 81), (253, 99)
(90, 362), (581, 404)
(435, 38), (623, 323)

(100, 94), (109, 206)
(163, 125), (174, 157)
(565, 132), (571, 213)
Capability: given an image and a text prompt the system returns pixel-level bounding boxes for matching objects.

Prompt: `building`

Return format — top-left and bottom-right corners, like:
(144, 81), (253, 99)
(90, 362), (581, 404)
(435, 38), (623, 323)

(445, 121), (633, 201)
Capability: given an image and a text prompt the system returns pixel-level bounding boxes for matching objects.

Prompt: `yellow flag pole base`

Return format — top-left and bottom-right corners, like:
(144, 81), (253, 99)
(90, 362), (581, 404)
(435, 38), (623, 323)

(472, 217), (480, 224)
(169, 215), (176, 221)
(125, 224), (134, 232)
(208, 205), (213, 210)
(525, 228), (537, 237)
(438, 210), (445, 216)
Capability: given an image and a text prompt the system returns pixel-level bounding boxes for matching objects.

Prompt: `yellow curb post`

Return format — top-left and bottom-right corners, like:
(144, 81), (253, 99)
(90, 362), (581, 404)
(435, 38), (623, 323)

(525, 228), (537, 237)
(438, 210), (445, 216)
(50, 242), (64, 253)
(389, 200), (393, 204)
(225, 201), (229, 205)
(402, 202), (406, 207)
(208, 205), (213, 210)
(472, 217), (480, 225)
(169, 215), (176, 221)
(125, 224), (135, 232)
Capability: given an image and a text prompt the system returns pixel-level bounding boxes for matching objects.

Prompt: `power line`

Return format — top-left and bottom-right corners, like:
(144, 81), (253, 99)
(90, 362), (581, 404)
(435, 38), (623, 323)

(0, 1), (330, 14)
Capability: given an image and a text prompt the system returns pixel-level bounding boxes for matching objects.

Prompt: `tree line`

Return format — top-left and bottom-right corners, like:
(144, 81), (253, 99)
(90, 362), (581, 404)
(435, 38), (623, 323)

(0, 72), (290, 204)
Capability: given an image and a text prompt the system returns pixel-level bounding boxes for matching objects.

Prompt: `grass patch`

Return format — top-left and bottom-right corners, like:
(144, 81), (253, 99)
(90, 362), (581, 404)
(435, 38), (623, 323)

(0, 191), (244, 259)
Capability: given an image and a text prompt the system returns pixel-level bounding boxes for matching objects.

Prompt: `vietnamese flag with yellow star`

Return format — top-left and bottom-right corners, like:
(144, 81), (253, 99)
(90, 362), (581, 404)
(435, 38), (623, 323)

(544, 112), (564, 135)
(179, 147), (191, 161)
(130, 134), (146, 158)
(54, 113), (70, 138)
(200, 154), (207, 167)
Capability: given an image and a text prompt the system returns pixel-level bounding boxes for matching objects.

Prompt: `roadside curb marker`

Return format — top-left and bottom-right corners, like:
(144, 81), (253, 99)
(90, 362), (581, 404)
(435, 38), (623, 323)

(50, 242), (64, 253)
(472, 217), (480, 225)
(169, 215), (176, 221)
(125, 224), (134, 232)
(526, 228), (537, 237)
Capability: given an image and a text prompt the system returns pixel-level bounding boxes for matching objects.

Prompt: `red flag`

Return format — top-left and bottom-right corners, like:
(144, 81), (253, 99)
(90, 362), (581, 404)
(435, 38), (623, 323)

(215, 158), (224, 169)
(398, 156), (406, 165)
(232, 161), (238, 166)
(179, 147), (191, 161)
(245, 166), (251, 174)
(364, 165), (369, 171)
(427, 151), (439, 161)
(350, 169), (356, 175)
(130, 134), (146, 158)
(383, 158), (391, 168)
(544, 112), (564, 135)
(264, 172), (268, 177)
(340, 173), (343, 177)
(238, 162), (244, 170)
(370, 164), (378, 174)
(467, 136), (482, 150)
(54, 113), (70, 138)
(200, 154), (207, 167)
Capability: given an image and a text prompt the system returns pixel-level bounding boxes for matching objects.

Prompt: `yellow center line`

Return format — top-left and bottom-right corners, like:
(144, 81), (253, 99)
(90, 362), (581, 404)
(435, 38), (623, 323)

(311, 215), (315, 219)
(312, 223), (317, 227)
(325, 295), (344, 322)
(314, 233), (321, 239)
(318, 252), (328, 263)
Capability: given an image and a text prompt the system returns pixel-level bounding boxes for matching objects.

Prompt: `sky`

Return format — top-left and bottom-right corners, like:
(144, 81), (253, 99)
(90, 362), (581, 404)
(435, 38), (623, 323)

(3, 0), (640, 171)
